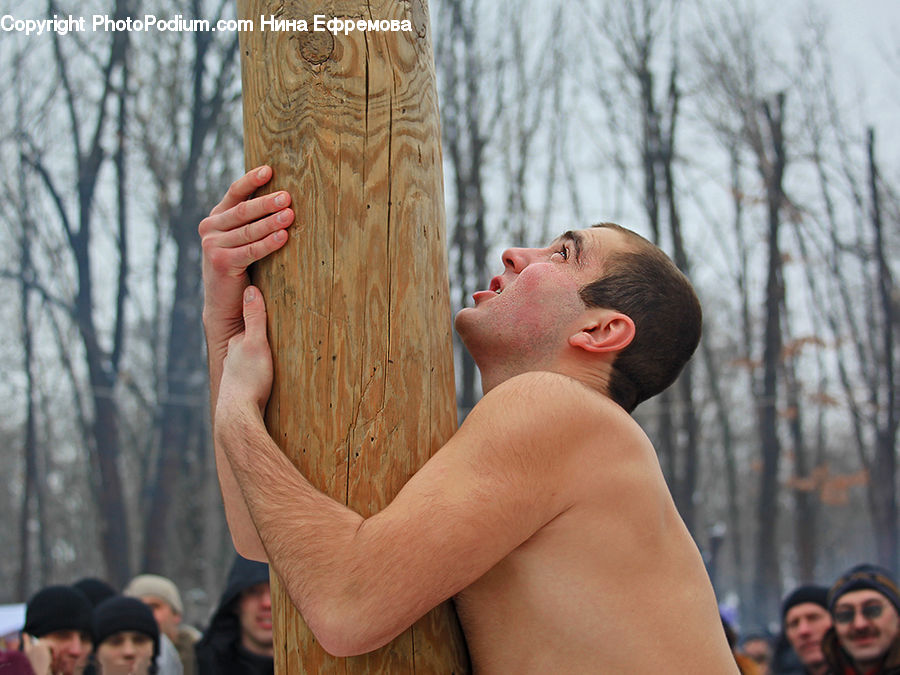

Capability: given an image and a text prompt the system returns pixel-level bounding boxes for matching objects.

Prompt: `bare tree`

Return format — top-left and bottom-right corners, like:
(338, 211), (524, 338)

(794, 12), (900, 576)
(865, 127), (898, 572)
(495, 4), (556, 247)
(747, 92), (789, 626)
(691, 2), (793, 623)
(16, 0), (135, 587)
(11, 164), (52, 596)
(436, 0), (501, 414)
(133, 0), (242, 578)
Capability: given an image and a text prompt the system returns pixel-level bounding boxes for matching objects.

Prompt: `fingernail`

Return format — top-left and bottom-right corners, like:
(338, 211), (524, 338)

(274, 192), (288, 207)
(244, 287), (256, 303)
(273, 230), (286, 243)
(277, 210), (291, 224)
(257, 166), (269, 179)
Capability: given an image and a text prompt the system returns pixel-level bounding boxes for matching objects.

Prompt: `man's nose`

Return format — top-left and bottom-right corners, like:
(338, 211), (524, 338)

(502, 247), (536, 273)
(65, 636), (85, 654)
(852, 609), (870, 630)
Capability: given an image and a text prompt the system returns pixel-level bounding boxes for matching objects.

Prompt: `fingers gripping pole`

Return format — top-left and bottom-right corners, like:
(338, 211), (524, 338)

(236, 1), (470, 672)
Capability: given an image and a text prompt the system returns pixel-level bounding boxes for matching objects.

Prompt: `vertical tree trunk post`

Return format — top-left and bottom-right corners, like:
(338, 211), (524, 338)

(236, 1), (470, 672)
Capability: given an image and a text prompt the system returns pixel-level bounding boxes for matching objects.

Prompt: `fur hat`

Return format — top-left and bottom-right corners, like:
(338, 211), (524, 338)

(124, 574), (184, 615)
(23, 585), (93, 639)
(828, 564), (900, 615)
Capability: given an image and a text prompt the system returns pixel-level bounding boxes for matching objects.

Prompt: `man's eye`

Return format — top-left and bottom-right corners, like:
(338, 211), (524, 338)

(554, 246), (568, 260)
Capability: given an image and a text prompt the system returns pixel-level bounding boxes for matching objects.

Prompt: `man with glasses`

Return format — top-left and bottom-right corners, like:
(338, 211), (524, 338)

(823, 564), (900, 674)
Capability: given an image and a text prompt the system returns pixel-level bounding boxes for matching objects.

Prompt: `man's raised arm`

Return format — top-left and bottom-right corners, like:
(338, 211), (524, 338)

(199, 166), (294, 559)
(214, 286), (612, 657)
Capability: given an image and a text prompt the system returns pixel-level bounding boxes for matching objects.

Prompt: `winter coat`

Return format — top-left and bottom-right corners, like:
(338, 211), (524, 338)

(195, 556), (273, 675)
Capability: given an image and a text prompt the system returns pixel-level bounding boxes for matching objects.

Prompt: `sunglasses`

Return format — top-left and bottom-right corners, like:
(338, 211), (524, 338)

(833, 603), (885, 624)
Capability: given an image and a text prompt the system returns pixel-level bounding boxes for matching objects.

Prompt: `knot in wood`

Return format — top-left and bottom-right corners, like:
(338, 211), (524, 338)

(298, 29), (333, 64)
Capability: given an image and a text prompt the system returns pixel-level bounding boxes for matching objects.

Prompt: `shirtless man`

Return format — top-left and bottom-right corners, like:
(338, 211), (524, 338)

(201, 165), (737, 672)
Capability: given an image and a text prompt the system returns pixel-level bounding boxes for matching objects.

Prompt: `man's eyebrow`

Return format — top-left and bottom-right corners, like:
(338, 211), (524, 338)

(559, 230), (584, 265)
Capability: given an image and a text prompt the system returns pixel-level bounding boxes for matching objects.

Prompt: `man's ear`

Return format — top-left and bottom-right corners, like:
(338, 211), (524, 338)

(568, 311), (635, 353)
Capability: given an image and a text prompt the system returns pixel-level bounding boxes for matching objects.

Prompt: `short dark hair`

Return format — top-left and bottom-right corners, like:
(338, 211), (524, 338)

(579, 223), (702, 412)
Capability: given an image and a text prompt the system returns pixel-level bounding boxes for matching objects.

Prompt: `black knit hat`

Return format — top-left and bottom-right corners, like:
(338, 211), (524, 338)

(781, 585), (830, 621)
(23, 585), (93, 639)
(828, 563), (900, 615)
(92, 596), (160, 658)
(73, 577), (117, 608)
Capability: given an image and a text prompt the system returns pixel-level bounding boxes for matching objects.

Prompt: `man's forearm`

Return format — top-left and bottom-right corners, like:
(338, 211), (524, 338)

(198, 165), (294, 559)
(214, 400), (390, 655)
(204, 312), (267, 559)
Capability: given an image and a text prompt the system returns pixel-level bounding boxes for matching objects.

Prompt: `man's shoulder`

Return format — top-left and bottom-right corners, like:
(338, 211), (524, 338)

(176, 625), (201, 652)
(461, 371), (646, 463)
(475, 371), (635, 430)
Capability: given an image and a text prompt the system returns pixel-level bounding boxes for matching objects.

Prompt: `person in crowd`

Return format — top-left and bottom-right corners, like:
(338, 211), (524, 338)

(0, 649), (32, 674)
(823, 563), (900, 674)
(73, 579), (117, 609)
(780, 585), (831, 675)
(740, 632), (773, 674)
(125, 575), (197, 675)
(723, 616), (764, 674)
(771, 630), (806, 675)
(21, 585), (93, 675)
(91, 596), (159, 675)
(194, 555), (272, 675)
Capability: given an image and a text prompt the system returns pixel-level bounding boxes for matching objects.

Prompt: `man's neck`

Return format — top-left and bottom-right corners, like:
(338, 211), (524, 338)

(849, 657), (884, 675)
(241, 635), (274, 658)
(478, 359), (613, 399)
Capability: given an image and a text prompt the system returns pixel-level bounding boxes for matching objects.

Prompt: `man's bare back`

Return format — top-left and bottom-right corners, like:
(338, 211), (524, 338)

(202, 167), (738, 672)
(449, 372), (735, 672)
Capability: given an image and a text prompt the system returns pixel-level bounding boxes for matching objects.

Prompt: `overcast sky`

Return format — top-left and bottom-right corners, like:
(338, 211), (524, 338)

(818, 0), (899, 152)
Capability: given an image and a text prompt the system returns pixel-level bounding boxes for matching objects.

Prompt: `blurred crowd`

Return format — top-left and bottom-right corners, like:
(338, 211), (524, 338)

(727, 563), (900, 675)
(4, 558), (900, 673)
(0, 554), (272, 675)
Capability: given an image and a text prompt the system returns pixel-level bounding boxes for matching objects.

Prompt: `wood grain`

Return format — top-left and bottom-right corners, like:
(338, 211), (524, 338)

(237, 1), (470, 671)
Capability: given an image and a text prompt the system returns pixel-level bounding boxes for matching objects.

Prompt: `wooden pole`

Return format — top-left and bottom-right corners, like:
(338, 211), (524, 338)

(236, 1), (469, 672)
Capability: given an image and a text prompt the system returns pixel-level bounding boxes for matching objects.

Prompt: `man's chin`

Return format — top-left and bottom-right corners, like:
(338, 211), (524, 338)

(453, 306), (473, 330)
(452, 312), (478, 351)
(801, 654), (825, 669)
(847, 643), (884, 665)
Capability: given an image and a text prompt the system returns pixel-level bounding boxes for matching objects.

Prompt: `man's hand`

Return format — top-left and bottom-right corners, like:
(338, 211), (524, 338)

(218, 286), (275, 422)
(199, 164), (294, 342)
(201, 165), (292, 561)
(22, 634), (52, 675)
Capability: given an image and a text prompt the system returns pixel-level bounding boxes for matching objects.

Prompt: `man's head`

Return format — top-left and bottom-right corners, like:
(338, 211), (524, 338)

(829, 564), (900, 671)
(92, 596), (159, 675)
(124, 574), (184, 641)
(455, 223), (701, 409)
(235, 581), (273, 656)
(578, 224), (702, 410)
(782, 585), (831, 674)
(739, 633), (772, 673)
(72, 577), (116, 608)
(23, 585), (93, 675)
